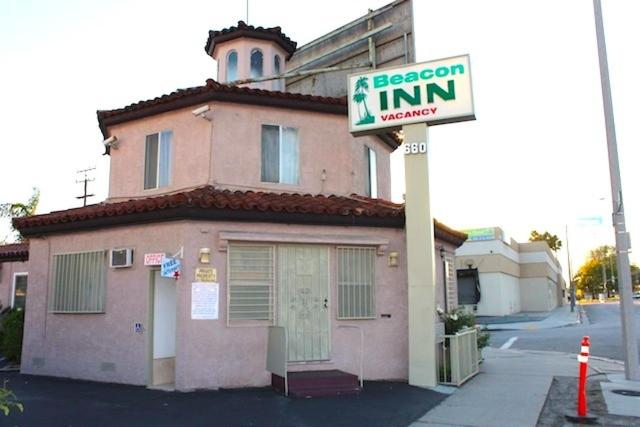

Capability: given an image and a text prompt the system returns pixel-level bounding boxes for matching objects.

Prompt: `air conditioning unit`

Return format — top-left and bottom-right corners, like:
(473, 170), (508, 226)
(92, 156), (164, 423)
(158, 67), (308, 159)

(110, 248), (133, 268)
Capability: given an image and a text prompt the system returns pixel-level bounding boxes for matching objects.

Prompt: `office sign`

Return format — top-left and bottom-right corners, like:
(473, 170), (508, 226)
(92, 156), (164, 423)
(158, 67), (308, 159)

(144, 253), (165, 266)
(348, 55), (475, 135)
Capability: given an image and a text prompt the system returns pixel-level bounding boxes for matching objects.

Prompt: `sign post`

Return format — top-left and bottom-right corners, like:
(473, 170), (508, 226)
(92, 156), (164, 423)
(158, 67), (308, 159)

(404, 122), (437, 387)
(348, 54), (475, 388)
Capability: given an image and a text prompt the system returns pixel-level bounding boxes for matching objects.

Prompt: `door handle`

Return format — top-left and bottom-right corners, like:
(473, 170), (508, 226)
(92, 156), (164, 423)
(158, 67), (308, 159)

(323, 298), (328, 309)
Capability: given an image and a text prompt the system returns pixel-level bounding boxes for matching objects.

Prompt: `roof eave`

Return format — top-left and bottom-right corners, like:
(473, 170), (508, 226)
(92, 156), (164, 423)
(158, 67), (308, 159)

(16, 207), (405, 237)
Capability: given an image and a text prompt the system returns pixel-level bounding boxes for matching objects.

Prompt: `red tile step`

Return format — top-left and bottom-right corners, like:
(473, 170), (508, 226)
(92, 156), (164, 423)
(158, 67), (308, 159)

(272, 370), (361, 398)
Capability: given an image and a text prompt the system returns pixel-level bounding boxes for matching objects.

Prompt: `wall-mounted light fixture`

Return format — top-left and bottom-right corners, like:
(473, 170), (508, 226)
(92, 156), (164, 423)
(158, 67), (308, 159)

(388, 251), (399, 267)
(199, 248), (211, 264)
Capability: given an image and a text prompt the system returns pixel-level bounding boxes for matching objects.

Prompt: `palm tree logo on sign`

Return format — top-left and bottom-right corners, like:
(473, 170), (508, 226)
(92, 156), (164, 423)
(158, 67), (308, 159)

(353, 76), (375, 125)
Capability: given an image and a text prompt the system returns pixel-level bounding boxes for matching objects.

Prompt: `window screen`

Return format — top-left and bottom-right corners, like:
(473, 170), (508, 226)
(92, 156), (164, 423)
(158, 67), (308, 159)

(50, 251), (107, 313)
(337, 247), (376, 319)
(228, 245), (274, 323)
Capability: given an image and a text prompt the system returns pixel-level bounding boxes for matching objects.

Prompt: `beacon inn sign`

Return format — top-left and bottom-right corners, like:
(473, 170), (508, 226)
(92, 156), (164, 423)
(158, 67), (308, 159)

(348, 55), (475, 135)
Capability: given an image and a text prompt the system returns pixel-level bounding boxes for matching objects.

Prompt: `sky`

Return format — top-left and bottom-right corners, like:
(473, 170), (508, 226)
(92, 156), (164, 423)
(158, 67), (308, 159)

(1, 0), (638, 278)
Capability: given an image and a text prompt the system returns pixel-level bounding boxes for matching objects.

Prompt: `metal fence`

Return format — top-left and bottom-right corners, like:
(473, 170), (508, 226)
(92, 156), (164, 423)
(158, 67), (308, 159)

(437, 328), (479, 386)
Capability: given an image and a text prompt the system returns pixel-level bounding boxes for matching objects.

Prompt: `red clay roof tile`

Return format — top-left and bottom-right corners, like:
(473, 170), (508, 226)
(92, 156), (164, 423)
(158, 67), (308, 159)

(0, 242), (29, 262)
(12, 186), (466, 246)
(205, 21), (297, 59)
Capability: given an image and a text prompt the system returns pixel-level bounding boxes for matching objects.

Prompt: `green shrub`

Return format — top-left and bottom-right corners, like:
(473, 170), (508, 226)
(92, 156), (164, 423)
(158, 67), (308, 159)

(0, 309), (24, 363)
(0, 380), (23, 416)
(440, 308), (490, 351)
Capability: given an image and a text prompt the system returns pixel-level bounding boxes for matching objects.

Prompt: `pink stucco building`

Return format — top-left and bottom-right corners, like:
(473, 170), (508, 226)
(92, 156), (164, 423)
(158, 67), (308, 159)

(13, 22), (465, 394)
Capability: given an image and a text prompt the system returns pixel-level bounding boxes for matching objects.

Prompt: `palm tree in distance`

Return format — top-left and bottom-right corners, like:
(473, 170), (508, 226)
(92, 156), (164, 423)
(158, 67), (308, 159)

(353, 77), (375, 125)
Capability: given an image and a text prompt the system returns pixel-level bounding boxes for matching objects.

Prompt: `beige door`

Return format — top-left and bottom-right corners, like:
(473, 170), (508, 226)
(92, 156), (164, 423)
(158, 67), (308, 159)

(278, 245), (330, 362)
(152, 271), (176, 386)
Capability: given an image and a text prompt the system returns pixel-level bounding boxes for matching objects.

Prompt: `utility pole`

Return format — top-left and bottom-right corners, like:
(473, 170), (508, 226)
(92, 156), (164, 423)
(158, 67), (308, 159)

(76, 167), (96, 207)
(566, 224), (575, 312)
(593, 0), (639, 381)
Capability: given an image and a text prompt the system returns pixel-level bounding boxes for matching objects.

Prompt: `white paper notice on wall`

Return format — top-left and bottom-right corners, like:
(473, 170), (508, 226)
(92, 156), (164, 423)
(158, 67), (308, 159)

(191, 282), (219, 320)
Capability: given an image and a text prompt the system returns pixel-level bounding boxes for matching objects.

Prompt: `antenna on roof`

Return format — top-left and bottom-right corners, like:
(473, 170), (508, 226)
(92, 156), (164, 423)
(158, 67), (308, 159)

(246, 0), (249, 24)
(76, 167), (96, 207)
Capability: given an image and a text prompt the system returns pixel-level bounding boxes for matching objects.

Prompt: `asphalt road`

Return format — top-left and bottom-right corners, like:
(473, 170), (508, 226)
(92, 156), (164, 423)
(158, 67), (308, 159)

(490, 301), (640, 361)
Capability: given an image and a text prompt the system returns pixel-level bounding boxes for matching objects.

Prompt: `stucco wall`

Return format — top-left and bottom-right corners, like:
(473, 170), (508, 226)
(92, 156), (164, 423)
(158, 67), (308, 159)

(107, 105), (392, 202)
(20, 220), (453, 390)
(520, 278), (557, 312)
(475, 272), (520, 316)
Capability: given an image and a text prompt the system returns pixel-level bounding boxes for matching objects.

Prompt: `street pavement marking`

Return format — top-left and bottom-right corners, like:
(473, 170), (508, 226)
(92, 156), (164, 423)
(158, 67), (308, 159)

(500, 336), (519, 350)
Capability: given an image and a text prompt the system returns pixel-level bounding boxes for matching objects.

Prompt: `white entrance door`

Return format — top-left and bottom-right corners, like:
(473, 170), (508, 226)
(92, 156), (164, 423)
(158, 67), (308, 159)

(152, 271), (176, 385)
(278, 245), (330, 362)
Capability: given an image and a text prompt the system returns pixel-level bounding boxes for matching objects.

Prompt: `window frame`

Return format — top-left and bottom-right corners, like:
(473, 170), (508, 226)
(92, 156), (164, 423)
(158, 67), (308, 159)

(11, 272), (28, 310)
(336, 246), (377, 320)
(49, 250), (107, 314)
(260, 124), (300, 185)
(226, 243), (276, 327)
(143, 130), (173, 191)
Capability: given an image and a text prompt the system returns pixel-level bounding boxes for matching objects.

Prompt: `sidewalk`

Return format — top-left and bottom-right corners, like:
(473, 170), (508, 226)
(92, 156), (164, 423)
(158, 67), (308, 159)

(413, 347), (634, 427)
(478, 305), (582, 331)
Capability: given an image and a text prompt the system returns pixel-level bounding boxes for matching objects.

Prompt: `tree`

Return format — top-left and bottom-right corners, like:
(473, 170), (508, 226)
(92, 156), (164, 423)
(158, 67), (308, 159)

(352, 77), (374, 125)
(0, 188), (40, 242)
(575, 245), (640, 299)
(529, 230), (562, 252)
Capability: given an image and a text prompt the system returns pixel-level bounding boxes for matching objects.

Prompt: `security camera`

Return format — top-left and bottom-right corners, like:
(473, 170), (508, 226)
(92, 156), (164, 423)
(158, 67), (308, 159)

(192, 105), (211, 118)
(103, 136), (119, 149)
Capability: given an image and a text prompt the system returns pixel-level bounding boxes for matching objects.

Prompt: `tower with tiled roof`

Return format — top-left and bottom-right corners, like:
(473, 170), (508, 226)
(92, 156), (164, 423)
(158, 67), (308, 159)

(205, 21), (297, 91)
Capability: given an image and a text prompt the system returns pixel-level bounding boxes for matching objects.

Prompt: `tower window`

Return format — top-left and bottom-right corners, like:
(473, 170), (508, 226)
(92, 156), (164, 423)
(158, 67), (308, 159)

(227, 50), (238, 82)
(274, 55), (282, 91)
(250, 49), (263, 78)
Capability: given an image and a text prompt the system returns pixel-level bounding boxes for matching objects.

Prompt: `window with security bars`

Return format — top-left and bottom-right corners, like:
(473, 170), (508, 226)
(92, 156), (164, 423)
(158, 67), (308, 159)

(337, 247), (376, 319)
(50, 251), (107, 313)
(228, 245), (274, 324)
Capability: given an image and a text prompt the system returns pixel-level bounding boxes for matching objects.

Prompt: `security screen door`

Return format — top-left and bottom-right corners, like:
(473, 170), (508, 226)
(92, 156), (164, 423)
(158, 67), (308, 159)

(278, 245), (330, 362)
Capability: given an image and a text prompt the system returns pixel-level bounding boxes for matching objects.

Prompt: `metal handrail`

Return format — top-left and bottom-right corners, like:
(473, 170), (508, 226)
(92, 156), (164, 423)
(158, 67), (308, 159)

(338, 325), (364, 388)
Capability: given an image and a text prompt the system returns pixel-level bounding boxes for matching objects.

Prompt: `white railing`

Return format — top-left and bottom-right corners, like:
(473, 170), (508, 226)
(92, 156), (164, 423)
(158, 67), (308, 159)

(437, 328), (479, 386)
(337, 325), (364, 388)
(266, 326), (288, 396)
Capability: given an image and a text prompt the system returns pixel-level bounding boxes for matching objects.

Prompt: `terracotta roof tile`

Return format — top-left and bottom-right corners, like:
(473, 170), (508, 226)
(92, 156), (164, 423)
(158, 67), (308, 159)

(12, 187), (466, 246)
(0, 242), (29, 262)
(14, 186), (404, 234)
(205, 21), (297, 59)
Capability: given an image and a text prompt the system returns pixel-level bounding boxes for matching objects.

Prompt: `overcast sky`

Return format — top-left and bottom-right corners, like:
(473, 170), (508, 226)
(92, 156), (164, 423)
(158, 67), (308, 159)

(1, 0), (638, 276)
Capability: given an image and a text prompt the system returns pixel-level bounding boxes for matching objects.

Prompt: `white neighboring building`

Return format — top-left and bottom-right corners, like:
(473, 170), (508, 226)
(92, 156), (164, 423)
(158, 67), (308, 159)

(454, 228), (565, 316)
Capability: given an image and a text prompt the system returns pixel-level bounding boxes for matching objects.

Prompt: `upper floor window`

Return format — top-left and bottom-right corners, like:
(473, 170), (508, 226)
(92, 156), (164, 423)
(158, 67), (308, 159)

(261, 125), (299, 185)
(364, 146), (378, 198)
(250, 49), (263, 78)
(227, 50), (238, 82)
(273, 55), (282, 91)
(144, 130), (173, 190)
